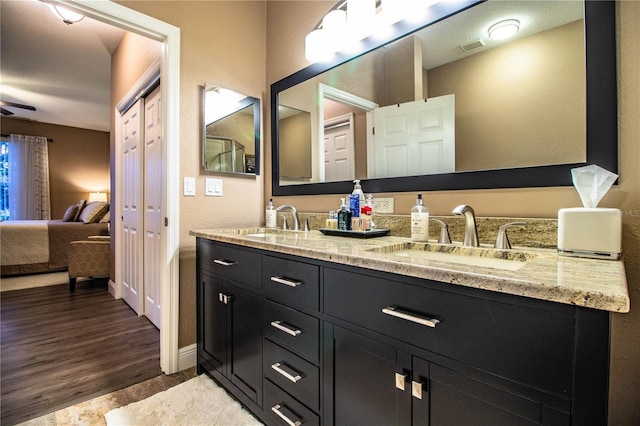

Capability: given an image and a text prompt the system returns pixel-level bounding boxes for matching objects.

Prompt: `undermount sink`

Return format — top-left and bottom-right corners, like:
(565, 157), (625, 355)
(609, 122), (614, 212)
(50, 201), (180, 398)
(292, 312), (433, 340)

(219, 227), (299, 238)
(368, 242), (536, 271)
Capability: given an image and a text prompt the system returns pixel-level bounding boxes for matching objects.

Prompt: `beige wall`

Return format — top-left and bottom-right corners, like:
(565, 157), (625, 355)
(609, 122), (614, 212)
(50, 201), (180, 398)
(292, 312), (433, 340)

(428, 20), (586, 171)
(113, 1), (266, 348)
(280, 112), (312, 179)
(0, 118), (110, 218)
(266, 2), (640, 423)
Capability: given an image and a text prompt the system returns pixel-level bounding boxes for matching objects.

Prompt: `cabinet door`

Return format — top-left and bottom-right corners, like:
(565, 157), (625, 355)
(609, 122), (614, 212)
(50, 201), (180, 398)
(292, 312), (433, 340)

(332, 327), (411, 426)
(229, 284), (263, 404)
(199, 273), (228, 375)
(430, 364), (545, 425)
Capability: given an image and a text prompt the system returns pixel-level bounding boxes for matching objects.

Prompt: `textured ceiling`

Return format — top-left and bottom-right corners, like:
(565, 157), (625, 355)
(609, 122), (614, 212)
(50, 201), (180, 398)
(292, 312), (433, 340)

(1, 0), (125, 132)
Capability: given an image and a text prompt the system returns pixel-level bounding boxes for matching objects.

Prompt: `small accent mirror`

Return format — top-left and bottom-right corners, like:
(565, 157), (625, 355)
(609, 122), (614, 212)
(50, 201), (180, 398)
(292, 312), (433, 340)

(202, 84), (260, 175)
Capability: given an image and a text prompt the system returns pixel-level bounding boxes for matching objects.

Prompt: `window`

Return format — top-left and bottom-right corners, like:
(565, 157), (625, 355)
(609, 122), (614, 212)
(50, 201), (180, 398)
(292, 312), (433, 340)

(0, 141), (8, 220)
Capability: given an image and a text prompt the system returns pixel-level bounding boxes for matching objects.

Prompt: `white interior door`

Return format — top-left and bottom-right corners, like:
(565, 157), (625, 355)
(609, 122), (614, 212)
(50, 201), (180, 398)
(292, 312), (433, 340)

(120, 99), (144, 314)
(324, 114), (354, 182)
(372, 95), (455, 178)
(143, 86), (162, 329)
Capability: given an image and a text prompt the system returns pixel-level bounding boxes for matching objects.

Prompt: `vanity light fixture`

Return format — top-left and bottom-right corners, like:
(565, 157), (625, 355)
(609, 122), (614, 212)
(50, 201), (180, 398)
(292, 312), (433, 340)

(305, 0), (440, 62)
(488, 19), (520, 40)
(45, 2), (85, 25)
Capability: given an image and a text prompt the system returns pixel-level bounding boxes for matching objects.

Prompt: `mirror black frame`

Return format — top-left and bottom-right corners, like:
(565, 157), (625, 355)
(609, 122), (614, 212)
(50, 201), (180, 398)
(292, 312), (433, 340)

(202, 86), (261, 176)
(271, 0), (616, 196)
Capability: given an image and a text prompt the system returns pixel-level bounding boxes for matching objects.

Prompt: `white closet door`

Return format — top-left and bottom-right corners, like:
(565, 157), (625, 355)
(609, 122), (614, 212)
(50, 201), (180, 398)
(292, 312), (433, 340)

(143, 86), (162, 329)
(324, 115), (354, 182)
(120, 100), (144, 314)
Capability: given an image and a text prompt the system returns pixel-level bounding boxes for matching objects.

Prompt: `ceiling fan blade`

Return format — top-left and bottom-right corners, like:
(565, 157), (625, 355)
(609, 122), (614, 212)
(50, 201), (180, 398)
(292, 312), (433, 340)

(0, 107), (15, 116)
(0, 100), (36, 111)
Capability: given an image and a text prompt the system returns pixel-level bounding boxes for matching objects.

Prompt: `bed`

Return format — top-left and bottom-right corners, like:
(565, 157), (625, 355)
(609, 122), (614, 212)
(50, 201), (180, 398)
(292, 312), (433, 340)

(1, 220), (109, 276)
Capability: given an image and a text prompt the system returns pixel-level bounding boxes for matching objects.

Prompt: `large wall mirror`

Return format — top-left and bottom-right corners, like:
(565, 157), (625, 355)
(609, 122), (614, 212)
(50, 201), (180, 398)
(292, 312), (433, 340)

(203, 84), (260, 175)
(271, 0), (617, 196)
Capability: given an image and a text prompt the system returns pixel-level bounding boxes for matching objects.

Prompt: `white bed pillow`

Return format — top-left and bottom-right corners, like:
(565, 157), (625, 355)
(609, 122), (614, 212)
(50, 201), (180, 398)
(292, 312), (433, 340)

(79, 201), (109, 223)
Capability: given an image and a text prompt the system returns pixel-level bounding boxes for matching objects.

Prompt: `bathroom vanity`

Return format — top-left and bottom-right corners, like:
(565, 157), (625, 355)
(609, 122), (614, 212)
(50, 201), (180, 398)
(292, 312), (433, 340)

(191, 228), (628, 426)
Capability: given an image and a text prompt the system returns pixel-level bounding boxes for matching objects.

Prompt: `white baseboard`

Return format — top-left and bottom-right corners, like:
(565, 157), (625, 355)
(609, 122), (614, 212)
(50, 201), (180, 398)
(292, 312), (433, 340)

(108, 279), (117, 298)
(178, 344), (197, 371)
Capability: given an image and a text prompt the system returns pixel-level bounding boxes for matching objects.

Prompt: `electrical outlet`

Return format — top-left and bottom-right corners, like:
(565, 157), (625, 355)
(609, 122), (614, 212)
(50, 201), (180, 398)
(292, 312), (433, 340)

(373, 197), (394, 213)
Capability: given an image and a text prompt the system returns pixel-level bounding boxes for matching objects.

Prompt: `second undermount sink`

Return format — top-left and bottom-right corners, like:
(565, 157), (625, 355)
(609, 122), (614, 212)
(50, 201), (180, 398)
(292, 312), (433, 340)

(368, 242), (536, 271)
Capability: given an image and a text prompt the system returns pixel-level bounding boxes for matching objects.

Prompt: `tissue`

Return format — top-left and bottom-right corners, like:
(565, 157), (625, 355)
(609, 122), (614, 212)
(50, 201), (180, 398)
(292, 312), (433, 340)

(571, 164), (618, 208)
(558, 165), (621, 260)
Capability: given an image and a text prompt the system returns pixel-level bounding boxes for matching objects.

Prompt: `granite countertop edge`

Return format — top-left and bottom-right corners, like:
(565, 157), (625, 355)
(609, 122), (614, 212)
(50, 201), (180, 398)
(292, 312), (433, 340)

(190, 228), (630, 313)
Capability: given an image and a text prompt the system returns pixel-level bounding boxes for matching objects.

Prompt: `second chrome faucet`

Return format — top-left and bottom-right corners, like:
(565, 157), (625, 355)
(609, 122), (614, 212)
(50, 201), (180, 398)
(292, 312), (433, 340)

(452, 204), (479, 247)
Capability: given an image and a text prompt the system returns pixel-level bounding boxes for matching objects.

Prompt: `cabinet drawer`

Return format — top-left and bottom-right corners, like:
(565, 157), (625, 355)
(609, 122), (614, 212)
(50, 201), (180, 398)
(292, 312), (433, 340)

(264, 339), (320, 413)
(198, 239), (261, 288)
(264, 300), (320, 364)
(264, 255), (319, 311)
(264, 378), (320, 426)
(324, 268), (575, 397)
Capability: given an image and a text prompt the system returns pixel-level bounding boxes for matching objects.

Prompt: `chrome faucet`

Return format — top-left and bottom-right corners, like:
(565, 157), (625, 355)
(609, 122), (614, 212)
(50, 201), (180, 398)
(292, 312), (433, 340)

(276, 205), (300, 231)
(452, 204), (479, 247)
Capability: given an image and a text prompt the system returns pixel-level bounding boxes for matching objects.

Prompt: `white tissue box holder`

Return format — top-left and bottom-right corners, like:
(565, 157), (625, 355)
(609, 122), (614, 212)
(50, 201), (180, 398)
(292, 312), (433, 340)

(558, 207), (621, 260)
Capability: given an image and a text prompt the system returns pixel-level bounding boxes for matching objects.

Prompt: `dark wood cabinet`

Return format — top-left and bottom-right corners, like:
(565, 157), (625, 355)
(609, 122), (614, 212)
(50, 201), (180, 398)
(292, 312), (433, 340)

(196, 238), (609, 426)
(197, 240), (263, 407)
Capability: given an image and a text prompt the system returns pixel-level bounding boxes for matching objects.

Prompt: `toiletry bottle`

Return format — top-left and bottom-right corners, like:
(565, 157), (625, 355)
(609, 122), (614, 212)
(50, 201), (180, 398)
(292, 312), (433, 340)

(350, 180), (365, 231)
(411, 194), (429, 242)
(361, 194), (373, 231)
(326, 211), (338, 229)
(338, 198), (352, 231)
(266, 198), (277, 228)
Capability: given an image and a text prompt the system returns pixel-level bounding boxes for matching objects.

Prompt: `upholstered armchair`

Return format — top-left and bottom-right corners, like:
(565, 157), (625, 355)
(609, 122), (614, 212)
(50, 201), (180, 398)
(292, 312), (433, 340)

(68, 236), (110, 291)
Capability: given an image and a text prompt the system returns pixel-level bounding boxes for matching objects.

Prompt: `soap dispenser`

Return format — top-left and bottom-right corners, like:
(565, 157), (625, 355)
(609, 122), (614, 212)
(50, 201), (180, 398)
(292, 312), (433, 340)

(411, 194), (429, 242)
(265, 198), (277, 228)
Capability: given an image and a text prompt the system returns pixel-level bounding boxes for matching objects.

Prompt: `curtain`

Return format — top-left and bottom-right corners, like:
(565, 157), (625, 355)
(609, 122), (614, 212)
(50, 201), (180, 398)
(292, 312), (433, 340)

(8, 134), (51, 220)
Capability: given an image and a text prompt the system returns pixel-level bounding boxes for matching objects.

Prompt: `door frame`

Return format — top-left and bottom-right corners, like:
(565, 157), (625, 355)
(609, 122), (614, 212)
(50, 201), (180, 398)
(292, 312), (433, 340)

(318, 83), (378, 181)
(61, 0), (181, 375)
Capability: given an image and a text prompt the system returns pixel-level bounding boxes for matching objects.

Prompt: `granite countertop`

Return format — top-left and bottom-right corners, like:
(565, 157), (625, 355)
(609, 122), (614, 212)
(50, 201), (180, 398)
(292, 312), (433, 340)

(190, 227), (629, 313)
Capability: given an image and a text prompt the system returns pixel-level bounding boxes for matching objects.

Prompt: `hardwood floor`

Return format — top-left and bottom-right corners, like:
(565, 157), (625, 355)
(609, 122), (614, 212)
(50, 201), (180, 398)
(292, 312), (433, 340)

(0, 280), (161, 426)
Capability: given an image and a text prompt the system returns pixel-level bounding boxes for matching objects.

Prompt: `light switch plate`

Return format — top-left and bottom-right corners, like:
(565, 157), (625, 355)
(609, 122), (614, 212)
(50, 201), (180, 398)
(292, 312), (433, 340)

(205, 178), (223, 196)
(183, 177), (196, 196)
(373, 197), (394, 213)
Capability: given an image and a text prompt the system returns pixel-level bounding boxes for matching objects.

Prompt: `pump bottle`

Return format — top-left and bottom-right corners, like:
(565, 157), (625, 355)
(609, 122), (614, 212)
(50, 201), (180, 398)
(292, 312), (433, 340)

(266, 198), (277, 228)
(411, 194), (429, 242)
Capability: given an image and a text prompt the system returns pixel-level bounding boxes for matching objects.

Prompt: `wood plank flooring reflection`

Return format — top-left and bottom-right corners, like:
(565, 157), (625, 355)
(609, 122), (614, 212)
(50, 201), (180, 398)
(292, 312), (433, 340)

(0, 281), (161, 426)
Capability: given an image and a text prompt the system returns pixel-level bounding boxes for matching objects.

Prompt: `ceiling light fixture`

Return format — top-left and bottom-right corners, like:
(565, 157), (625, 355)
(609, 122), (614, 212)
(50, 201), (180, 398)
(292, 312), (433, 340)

(488, 19), (520, 40)
(305, 0), (440, 63)
(46, 3), (85, 25)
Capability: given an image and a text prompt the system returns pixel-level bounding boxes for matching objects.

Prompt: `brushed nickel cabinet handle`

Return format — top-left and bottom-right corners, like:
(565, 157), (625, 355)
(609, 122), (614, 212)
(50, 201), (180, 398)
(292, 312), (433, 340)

(382, 306), (440, 328)
(271, 362), (304, 383)
(412, 380), (424, 399)
(271, 320), (302, 337)
(218, 293), (232, 304)
(271, 276), (303, 287)
(213, 259), (235, 266)
(271, 404), (303, 426)
(395, 372), (407, 391)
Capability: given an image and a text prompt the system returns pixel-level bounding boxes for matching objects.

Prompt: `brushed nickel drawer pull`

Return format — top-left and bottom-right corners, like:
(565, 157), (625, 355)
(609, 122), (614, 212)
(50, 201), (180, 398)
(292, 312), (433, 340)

(271, 362), (304, 383)
(271, 276), (303, 287)
(382, 306), (440, 328)
(213, 259), (235, 267)
(271, 320), (302, 337)
(271, 404), (303, 426)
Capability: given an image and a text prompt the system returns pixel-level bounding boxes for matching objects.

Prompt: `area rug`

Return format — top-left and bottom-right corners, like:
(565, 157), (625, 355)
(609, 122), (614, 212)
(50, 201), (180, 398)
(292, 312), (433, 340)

(104, 374), (263, 426)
